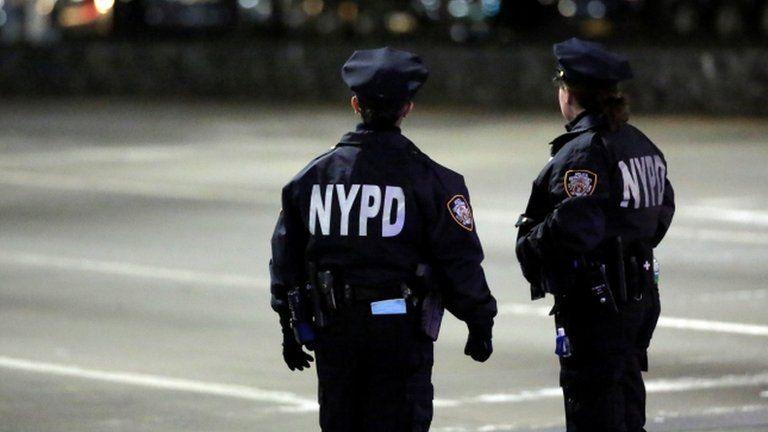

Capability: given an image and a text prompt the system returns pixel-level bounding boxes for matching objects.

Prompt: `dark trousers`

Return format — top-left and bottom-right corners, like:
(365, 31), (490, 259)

(556, 286), (660, 432)
(314, 303), (434, 432)
(561, 353), (647, 432)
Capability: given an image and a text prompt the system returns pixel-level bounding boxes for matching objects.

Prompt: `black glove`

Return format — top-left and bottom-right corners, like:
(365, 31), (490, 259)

(281, 322), (314, 371)
(280, 313), (315, 370)
(464, 322), (493, 363)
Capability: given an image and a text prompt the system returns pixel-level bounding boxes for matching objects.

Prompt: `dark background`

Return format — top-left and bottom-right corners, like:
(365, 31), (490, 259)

(1, 0), (767, 115)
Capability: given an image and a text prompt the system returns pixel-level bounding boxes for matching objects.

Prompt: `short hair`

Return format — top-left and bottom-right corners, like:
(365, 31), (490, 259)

(357, 97), (409, 129)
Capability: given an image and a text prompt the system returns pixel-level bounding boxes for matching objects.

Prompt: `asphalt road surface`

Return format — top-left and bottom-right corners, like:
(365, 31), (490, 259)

(1, 100), (767, 432)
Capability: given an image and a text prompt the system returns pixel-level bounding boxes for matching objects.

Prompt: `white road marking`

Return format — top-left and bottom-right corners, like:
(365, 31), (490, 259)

(0, 356), (318, 412)
(2, 355), (766, 414)
(761, 391), (768, 398)
(435, 404), (768, 432)
(0, 250), (265, 289)
(459, 372), (768, 406)
(658, 316), (768, 337)
(498, 302), (768, 337)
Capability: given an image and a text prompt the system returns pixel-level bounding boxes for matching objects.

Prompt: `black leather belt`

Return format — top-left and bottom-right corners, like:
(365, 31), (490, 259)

(344, 284), (405, 303)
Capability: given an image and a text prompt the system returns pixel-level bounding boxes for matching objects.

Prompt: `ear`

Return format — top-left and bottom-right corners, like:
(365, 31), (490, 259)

(351, 96), (361, 114)
(402, 102), (414, 118)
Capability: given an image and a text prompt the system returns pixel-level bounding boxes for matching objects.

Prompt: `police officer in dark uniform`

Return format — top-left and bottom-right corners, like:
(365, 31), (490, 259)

(270, 47), (497, 432)
(516, 38), (675, 432)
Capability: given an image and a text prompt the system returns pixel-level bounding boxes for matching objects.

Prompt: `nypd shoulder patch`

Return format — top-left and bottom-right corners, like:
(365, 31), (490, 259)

(447, 195), (474, 231)
(564, 170), (598, 197)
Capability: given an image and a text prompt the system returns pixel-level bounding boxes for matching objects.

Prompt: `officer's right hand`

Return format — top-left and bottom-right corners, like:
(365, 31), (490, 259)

(464, 323), (493, 363)
(282, 332), (314, 371)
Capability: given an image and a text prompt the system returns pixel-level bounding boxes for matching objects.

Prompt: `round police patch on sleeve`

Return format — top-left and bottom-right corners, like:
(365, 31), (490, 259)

(447, 195), (474, 231)
(564, 170), (598, 197)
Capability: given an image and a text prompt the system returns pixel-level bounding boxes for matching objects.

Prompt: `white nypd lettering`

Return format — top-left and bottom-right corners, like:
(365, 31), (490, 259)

(619, 156), (667, 209)
(335, 184), (360, 236)
(308, 184), (406, 237)
(309, 184), (333, 235)
(358, 185), (382, 236)
(654, 155), (666, 206)
(382, 186), (406, 237)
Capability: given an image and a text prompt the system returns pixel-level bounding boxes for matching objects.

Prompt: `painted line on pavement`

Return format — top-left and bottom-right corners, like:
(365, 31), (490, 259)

(761, 390), (768, 399)
(658, 316), (768, 337)
(451, 372), (768, 406)
(0, 356), (317, 412)
(432, 404), (768, 432)
(499, 302), (768, 337)
(0, 250), (265, 289)
(3, 355), (766, 414)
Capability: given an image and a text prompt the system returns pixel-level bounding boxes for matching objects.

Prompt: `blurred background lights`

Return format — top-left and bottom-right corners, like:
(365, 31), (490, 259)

(557, 0), (577, 18)
(387, 11), (417, 34)
(447, 0), (470, 18)
(301, 0), (324, 17)
(587, 0), (606, 19)
(538, 0), (556, 5)
(95, 0), (115, 14)
(337, 2), (358, 23)
(36, 0), (57, 16)
(420, 0), (440, 13)
(481, 0), (501, 18)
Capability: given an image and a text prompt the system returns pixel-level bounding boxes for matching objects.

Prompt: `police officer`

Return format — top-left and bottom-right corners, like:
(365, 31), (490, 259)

(270, 47), (497, 432)
(516, 38), (675, 432)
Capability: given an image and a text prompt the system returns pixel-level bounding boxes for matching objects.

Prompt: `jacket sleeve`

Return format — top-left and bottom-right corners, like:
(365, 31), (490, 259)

(652, 176), (675, 247)
(517, 135), (611, 260)
(426, 172), (497, 329)
(270, 183), (309, 320)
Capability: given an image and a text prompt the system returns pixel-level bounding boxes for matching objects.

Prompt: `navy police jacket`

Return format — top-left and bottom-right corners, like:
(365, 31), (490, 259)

(270, 123), (497, 327)
(516, 112), (675, 298)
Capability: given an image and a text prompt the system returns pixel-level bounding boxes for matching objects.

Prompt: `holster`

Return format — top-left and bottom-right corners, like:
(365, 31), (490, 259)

(307, 262), (329, 329)
(287, 285), (316, 346)
(416, 264), (444, 341)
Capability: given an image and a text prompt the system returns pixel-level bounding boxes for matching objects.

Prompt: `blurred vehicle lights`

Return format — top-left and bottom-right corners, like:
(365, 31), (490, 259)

(302, 0), (324, 17)
(95, 0), (115, 14)
(557, 0), (577, 17)
(386, 11), (416, 34)
(581, 17), (612, 37)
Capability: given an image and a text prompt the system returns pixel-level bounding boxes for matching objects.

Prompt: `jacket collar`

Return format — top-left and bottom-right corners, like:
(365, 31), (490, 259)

(550, 111), (605, 156)
(338, 123), (404, 147)
(565, 111), (603, 133)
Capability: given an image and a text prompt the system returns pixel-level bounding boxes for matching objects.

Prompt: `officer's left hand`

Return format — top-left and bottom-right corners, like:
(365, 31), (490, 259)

(464, 323), (493, 362)
(283, 340), (314, 371)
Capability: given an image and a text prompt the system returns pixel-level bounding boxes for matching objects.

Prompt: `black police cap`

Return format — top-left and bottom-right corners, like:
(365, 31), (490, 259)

(341, 47), (429, 107)
(553, 38), (633, 87)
